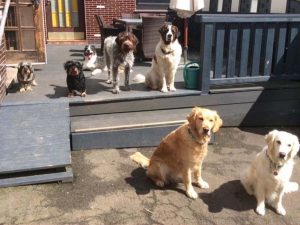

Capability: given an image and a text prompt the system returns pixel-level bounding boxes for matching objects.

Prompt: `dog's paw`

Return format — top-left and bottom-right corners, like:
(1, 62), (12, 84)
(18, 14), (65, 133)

(256, 205), (266, 216)
(81, 92), (87, 97)
(32, 80), (38, 86)
(112, 89), (120, 94)
(68, 92), (74, 98)
(160, 87), (168, 93)
(285, 182), (299, 193)
(155, 180), (165, 187)
(124, 85), (131, 91)
(198, 180), (209, 189)
(19, 88), (26, 92)
(186, 188), (198, 199)
(276, 205), (286, 216)
(106, 79), (112, 84)
(169, 86), (176, 92)
(26, 86), (33, 91)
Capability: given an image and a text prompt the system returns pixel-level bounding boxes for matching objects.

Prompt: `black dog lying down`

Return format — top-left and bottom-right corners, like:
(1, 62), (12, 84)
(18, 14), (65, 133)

(64, 60), (86, 97)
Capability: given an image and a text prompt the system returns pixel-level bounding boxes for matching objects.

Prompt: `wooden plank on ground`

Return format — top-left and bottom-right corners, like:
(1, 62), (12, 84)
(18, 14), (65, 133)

(0, 102), (73, 186)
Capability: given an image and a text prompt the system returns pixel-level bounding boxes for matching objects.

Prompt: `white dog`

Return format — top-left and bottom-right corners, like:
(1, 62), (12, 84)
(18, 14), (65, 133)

(241, 130), (299, 216)
(134, 24), (182, 93)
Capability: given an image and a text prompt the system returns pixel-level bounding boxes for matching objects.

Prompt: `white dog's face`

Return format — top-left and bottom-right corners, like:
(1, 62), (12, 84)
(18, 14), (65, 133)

(265, 130), (299, 164)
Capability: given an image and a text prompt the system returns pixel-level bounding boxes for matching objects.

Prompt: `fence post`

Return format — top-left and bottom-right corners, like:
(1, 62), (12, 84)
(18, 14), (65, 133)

(199, 22), (214, 95)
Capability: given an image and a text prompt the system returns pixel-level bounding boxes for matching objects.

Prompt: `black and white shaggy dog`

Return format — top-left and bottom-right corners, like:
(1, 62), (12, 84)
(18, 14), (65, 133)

(64, 60), (86, 97)
(82, 45), (102, 75)
(103, 31), (139, 94)
(134, 24), (182, 92)
(17, 62), (37, 92)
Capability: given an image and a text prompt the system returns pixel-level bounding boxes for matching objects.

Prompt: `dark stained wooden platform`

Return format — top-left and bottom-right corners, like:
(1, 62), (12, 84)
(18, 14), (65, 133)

(0, 102), (73, 187)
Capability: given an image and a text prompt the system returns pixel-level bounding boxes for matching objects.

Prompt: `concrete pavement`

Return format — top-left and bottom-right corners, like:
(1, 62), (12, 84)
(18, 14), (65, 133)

(0, 127), (299, 225)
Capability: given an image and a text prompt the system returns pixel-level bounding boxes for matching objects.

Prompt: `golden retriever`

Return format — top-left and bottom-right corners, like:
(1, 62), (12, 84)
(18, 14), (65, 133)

(130, 107), (223, 199)
(240, 130), (299, 216)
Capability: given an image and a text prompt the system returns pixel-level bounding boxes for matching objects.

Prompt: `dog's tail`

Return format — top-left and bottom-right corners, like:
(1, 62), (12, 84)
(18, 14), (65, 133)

(130, 152), (150, 169)
(132, 73), (145, 83)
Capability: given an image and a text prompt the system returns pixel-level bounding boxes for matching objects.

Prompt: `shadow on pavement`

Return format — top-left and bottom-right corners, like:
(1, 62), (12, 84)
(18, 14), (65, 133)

(125, 167), (187, 196)
(199, 180), (256, 213)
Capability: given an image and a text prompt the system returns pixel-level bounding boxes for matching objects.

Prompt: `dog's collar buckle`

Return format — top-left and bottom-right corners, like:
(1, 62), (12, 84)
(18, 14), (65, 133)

(161, 48), (174, 55)
(188, 127), (205, 145)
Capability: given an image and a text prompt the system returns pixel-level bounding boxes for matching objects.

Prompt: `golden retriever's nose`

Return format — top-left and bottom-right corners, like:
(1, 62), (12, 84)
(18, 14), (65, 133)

(279, 152), (286, 159)
(203, 128), (209, 134)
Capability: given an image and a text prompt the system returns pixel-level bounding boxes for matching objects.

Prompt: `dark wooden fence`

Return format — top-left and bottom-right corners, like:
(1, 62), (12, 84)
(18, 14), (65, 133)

(194, 14), (300, 94)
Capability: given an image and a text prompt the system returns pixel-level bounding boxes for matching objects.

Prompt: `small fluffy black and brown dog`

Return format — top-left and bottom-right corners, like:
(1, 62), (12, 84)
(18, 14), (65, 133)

(64, 60), (86, 97)
(103, 31), (139, 94)
(17, 62), (37, 92)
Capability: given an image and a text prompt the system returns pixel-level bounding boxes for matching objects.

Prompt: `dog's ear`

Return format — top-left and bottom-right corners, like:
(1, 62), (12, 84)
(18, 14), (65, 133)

(212, 111), (223, 133)
(187, 107), (201, 129)
(18, 62), (23, 69)
(28, 63), (34, 72)
(115, 32), (124, 47)
(171, 25), (179, 40)
(131, 33), (139, 46)
(265, 130), (278, 150)
(289, 134), (300, 159)
(64, 61), (73, 71)
(76, 61), (83, 70)
(159, 23), (169, 35)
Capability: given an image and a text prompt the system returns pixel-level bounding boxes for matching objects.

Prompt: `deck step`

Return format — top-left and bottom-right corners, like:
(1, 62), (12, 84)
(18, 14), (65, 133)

(71, 109), (188, 150)
(0, 103), (73, 187)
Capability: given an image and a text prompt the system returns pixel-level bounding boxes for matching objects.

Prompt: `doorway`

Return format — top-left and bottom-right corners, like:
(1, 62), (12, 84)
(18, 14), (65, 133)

(4, 0), (46, 64)
(45, 0), (85, 41)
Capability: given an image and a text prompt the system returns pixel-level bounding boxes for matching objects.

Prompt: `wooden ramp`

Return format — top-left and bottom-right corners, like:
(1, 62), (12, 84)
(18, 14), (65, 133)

(0, 102), (73, 188)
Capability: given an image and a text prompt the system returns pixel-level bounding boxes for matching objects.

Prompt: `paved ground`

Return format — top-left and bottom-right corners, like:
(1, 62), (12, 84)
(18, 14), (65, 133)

(0, 127), (300, 225)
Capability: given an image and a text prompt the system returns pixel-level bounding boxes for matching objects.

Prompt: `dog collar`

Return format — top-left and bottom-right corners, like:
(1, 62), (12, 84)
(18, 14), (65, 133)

(161, 48), (174, 55)
(188, 127), (205, 145)
(266, 151), (283, 176)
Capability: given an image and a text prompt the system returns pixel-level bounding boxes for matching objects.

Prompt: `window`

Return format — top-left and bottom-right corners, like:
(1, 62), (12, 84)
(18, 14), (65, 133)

(136, 0), (170, 10)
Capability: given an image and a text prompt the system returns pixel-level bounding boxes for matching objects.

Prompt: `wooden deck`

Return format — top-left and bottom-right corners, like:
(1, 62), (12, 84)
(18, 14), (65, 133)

(0, 102), (73, 187)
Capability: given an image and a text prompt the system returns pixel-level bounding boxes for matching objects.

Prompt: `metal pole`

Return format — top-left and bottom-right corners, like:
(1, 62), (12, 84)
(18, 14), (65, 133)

(0, 0), (11, 43)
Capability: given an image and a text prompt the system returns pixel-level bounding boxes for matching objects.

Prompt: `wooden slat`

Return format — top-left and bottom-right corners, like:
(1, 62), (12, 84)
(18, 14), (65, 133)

(251, 24), (263, 76)
(199, 23), (214, 94)
(273, 23), (287, 75)
(286, 22), (299, 74)
(72, 125), (181, 150)
(263, 24), (275, 76)
(214, 23), (225, 78)
(0, 170), (73, 188)
(226, 23), (238, 78)
(239, 24), (251, 77)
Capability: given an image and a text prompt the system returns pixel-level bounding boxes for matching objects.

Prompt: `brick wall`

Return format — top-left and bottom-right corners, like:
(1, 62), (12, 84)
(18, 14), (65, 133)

(0, 39), (7, 103)
(84, 0), (136, 44)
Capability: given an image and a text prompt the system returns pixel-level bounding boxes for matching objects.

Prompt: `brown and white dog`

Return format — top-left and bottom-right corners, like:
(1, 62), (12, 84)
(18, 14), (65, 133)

(17, 62), (37, 92)
(144, 24), (182, 92)
(241, 130), (299, 216)
(130, 107), (223, 199)
(103, 31), (139, 94)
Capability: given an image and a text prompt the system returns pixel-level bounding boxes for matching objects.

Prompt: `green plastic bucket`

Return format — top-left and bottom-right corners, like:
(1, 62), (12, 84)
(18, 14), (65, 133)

(183, 62), (201, 89)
